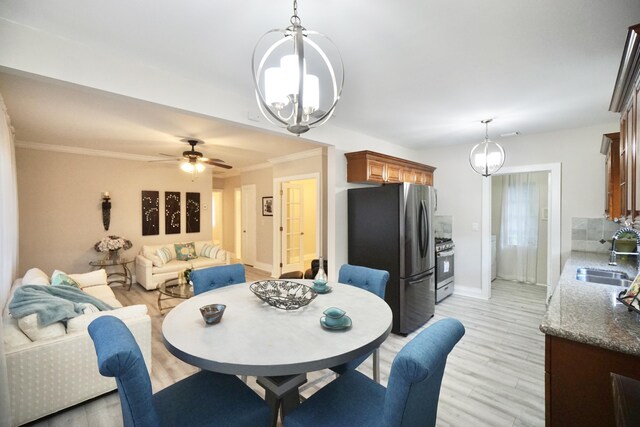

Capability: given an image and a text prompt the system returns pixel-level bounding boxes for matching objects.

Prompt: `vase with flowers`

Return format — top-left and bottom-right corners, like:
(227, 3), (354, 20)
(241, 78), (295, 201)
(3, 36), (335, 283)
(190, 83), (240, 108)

(94, 235), (133, 261)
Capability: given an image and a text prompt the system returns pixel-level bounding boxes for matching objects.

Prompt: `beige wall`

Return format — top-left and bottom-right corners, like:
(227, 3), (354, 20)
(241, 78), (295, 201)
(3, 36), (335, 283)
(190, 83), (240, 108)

(16, 148), (213, 276)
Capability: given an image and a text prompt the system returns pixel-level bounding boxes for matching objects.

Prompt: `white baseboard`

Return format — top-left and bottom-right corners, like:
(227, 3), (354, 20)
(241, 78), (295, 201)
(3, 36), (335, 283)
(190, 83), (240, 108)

(253, 261), (273, 274)
(453, 285), (488, 300)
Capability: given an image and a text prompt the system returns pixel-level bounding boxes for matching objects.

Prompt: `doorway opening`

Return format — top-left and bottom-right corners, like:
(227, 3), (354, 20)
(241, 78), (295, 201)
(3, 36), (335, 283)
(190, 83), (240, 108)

(234, 188), (242, 261)
(212, 190), (224, 247)
(481, 163), (561, 300)
(491, 171), (549, 293)
(273, 174), (320, 277)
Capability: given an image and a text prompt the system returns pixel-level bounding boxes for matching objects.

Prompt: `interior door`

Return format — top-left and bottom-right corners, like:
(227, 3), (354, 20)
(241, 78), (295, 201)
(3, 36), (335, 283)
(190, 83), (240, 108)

(281, 183), (305, 274)
(241, 184), (256, 266)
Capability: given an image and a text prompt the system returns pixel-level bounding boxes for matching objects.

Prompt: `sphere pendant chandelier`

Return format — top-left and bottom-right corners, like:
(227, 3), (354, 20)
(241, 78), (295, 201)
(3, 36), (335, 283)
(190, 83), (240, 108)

(469, 119), (505, 177)
(252, 0), (344, 135)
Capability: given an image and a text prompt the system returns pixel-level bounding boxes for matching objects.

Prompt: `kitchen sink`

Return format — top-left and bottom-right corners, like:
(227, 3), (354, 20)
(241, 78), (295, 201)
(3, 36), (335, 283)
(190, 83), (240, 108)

(575, 268), (629, 280)
(575, 267), (631, 286)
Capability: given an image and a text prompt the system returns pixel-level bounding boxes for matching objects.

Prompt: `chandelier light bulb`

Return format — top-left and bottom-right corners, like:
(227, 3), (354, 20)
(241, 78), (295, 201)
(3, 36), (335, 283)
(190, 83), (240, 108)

(469, 119), (505, 177)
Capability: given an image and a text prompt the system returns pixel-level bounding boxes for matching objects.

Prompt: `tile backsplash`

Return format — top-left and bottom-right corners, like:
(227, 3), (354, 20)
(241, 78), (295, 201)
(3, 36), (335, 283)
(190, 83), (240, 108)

(434, 215), (452, 239)
(571, 217), (620, 253)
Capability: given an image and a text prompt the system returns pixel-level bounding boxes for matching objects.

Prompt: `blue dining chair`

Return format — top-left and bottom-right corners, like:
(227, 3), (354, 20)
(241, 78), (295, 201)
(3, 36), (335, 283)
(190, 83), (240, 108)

(286, 318), (465, 427)
(331, 264), (390, 382)
(88, 316), (270, 427)
(191, 263), (246, 295)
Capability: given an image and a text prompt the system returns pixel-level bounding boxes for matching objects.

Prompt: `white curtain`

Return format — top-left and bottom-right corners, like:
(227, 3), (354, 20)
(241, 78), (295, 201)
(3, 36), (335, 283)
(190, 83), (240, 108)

(0, 93), (19, 427)
(497, 173), (539, 284)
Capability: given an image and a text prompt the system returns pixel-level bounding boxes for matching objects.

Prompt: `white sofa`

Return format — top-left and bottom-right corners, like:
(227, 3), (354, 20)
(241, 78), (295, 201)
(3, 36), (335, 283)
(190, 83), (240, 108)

(2, 268), (152, 426)
(135, 240), (230, 290)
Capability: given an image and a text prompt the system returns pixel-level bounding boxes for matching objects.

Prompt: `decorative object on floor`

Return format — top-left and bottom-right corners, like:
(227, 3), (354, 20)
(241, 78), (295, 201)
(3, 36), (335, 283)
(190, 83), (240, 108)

(285, 318), (466, 427)
(469, 118), (505, 177)
(200, 304), (226, 325)
(165, 191), (181, 234)
(250, 280), (317, 310)
(94, 235), (132, 261)
(262, 196), (273, 216)
(101, 191), (111, 231)
(88, 316), (271, 427)
(141, 190), (159, 236)
(150, 138), (232, 181)
(186, 192), (201, 233)
(252, 0), (344, 135)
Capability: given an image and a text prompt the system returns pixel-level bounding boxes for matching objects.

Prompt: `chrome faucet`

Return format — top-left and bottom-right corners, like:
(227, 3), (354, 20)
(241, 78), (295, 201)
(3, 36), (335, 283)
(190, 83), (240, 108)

(609, 226), (640, 269)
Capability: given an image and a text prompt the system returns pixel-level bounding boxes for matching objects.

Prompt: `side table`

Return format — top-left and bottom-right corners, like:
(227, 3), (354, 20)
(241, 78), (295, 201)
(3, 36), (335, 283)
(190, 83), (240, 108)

(157, 278), (194, 314)
(89, 258), (134, 290)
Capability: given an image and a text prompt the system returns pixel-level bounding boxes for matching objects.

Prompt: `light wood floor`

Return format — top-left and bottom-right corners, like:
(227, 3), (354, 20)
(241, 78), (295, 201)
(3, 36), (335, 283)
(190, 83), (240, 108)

(25, 274), (547, 427)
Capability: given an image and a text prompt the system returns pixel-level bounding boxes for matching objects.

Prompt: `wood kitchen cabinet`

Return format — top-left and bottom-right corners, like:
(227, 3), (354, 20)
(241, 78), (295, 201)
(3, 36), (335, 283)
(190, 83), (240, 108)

(545, 335), (640, 427)
(602, 132), (622, 220)
(609, 23), (640, 221)
(345, 150), (435, 185)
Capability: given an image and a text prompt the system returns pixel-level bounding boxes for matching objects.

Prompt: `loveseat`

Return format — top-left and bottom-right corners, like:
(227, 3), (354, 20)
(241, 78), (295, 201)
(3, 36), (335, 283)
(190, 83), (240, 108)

(2, 268), (152, 426)
(135, 240), (230, 290)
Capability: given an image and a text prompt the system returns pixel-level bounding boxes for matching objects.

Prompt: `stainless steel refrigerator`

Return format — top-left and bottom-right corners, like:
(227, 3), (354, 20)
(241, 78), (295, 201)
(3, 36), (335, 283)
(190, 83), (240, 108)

(348, 183), (435, 335)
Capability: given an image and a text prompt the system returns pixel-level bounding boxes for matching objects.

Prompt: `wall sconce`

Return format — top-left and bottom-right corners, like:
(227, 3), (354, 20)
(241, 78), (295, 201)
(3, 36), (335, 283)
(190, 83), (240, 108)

(101, 191), (111, 231)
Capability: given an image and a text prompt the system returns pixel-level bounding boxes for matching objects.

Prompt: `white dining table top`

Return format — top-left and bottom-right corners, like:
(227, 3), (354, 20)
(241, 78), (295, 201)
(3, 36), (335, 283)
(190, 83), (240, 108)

(162, 279), (393, 377)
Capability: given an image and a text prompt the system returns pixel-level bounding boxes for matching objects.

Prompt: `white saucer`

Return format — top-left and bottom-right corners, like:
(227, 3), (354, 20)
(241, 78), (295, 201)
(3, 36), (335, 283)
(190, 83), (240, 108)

(320, 315), (352, 330)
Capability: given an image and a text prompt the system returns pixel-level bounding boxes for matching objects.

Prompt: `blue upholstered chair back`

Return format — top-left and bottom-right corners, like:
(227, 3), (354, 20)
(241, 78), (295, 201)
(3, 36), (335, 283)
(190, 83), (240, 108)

(338, 264), (390, 299)
(383, 318), (465, 426)
(88, 316), (159, 427)
(191, 263), (246, 295)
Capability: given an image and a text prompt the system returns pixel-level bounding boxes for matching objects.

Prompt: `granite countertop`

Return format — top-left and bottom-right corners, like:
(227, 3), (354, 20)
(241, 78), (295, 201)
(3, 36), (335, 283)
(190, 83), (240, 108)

(540, 251), (640, 356)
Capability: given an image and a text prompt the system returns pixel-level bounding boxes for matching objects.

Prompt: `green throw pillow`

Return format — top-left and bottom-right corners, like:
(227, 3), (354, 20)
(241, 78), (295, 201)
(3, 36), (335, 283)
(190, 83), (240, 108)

(175, 242), (197, 261)
(51, 271), (81, 288)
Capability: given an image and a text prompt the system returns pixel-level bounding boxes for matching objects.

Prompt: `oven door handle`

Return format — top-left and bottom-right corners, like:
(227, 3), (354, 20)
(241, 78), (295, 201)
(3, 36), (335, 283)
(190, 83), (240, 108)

(436, 250), (454, 257)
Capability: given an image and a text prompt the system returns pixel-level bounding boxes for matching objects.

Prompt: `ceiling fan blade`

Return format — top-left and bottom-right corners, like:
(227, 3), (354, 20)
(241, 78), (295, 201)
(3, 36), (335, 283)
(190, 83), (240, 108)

(202, 159), (233, 169)
(200, 157), (225, 163)
(148, 158), (180, 163)
(158, 153), (177, 157)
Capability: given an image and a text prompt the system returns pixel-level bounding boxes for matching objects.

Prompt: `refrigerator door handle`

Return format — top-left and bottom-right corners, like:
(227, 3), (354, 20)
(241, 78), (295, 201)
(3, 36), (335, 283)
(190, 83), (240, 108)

(408, 270), (434, 285)
(419, 200), (429, 259)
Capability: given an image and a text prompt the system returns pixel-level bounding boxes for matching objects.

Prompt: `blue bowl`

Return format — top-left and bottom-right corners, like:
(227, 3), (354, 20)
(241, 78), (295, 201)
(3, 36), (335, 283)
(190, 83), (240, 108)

(200, 304), (226, 325)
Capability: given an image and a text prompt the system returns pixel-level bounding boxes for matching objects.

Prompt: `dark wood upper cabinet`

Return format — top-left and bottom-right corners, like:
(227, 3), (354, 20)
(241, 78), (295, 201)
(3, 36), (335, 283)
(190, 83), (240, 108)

(345, 151), (435, 185)
(609, 23), (640, 221)
(602, 132), (621, 219)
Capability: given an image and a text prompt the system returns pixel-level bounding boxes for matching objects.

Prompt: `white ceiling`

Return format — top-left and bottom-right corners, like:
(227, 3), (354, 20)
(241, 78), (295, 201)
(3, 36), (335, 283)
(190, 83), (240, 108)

(1, 0), (639, 158)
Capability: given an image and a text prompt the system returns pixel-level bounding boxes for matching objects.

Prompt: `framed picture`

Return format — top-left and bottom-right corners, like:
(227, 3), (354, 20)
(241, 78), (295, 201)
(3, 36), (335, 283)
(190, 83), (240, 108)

(186, 192), (200, 233)
(165, 191), (181, 234)
(262, 196), (273, 216)
(141, 190), (159, 236)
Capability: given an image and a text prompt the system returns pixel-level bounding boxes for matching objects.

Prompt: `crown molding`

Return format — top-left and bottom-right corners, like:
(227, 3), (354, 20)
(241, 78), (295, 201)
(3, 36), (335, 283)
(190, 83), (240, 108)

(14, 140), (162, 162)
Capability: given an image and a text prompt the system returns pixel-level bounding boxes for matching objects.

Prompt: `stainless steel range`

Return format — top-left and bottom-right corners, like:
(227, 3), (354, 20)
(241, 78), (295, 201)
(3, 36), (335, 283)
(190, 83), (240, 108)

(435, 238), (454, 304)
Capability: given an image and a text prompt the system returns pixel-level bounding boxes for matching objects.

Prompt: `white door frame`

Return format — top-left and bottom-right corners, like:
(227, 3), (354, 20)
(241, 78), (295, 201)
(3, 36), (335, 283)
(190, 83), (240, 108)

(272, 173), (321, 278)
(481, 163), (561, 300)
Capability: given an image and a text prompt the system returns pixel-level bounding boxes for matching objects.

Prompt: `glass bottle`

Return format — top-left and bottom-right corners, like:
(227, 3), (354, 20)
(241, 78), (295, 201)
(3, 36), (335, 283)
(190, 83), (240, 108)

(314, 256), (328, 283)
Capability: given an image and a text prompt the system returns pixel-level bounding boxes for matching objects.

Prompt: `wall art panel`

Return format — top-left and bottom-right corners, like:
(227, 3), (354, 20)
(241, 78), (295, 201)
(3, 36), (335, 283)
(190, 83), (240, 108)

(141, 191), (159, 236)
(165, 191), (181, 234)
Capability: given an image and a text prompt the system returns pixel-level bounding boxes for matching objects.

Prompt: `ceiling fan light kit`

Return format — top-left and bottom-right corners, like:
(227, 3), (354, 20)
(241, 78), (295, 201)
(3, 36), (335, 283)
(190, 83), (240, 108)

(469, 119), (505, 177)
(252, 0), (344, 135)
(151, 138), (232, 180)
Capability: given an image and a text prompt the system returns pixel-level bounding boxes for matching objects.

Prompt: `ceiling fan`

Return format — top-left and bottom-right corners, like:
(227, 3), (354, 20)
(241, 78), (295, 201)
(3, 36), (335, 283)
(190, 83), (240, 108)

(151, 138), (233, 170)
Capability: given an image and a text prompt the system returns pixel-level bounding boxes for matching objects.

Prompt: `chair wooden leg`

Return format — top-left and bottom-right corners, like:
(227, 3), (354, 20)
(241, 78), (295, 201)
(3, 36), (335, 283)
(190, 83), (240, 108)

(373, 348), (380, 383)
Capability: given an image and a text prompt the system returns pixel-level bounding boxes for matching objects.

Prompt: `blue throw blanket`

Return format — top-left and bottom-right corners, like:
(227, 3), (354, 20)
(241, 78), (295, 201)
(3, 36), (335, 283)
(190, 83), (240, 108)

(9, 285), (113, 326)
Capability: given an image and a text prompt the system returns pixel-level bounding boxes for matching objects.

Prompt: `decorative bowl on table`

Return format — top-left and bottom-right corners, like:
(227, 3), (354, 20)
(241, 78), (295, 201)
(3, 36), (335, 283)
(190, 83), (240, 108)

(249, 280), (317, 310)
(199, 304), (226, 325)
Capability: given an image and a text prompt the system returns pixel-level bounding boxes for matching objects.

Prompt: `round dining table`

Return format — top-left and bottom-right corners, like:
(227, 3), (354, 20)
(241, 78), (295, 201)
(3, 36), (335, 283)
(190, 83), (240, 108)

(162, 279), (392, 425)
